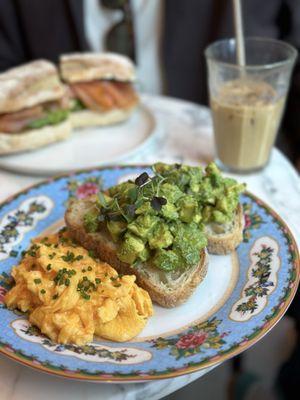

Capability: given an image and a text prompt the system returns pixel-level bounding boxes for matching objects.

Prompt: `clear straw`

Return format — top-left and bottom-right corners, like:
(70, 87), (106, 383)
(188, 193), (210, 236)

(233, 0), (246, 66)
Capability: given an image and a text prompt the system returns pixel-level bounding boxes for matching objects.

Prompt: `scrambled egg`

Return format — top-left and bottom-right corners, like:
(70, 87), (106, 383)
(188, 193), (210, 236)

(4, 230), (153, 345)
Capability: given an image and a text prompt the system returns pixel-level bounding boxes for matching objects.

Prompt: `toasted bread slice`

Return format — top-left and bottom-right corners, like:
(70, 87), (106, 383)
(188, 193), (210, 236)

(205, 204), (244, 255)
(65, 198), (208, 308)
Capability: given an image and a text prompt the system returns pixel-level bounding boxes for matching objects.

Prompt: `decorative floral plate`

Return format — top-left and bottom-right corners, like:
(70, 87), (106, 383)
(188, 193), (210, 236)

(0, 165), (299, 382)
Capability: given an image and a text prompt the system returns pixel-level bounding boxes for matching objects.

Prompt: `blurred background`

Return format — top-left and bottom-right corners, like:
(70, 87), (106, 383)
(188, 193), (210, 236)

(1, 0), (300, 168)
(0, 1), (299, 399)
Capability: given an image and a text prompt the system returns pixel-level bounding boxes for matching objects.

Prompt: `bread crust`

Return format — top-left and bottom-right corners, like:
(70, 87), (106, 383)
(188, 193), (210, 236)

(65, 199), (209, 308)
(70, 107), (136, 129)
(60, 52), (136, 83)
(206, 204), (245, 255)
(0, 60), (65, 113)
(0, 119), (71, 155)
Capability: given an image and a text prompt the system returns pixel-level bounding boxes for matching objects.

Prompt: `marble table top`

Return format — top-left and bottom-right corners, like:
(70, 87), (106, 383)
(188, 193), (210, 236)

(0, 94), (299, 400)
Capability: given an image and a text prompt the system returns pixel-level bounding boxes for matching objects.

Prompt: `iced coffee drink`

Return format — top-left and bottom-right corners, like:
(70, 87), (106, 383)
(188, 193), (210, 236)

(205, 38), (297, 172)
(211, 79), (285, 171)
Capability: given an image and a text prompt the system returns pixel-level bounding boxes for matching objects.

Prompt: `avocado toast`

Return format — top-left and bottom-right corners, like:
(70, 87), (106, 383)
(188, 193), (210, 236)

(65, 163), (245, 307)
(153, 163), (245, 255)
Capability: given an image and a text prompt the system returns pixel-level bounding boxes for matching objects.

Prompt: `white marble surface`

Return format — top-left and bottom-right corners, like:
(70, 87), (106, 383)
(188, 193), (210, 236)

(0, 94), (299, 400)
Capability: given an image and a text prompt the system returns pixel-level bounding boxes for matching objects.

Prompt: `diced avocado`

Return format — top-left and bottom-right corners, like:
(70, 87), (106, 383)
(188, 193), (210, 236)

(202, 205), (212, 223)
(158, 183), (184, 203)
(212, 210), (228, 224)
(205, 162), (220, 176)
(178, 196), (200, 223)
(82, 161), (245, 272)
(109, 182), (136, 201)
(117, 233), (145, 264)
(127, 215), (159, 239)
(135, 201), (156, 216)
(161, 203), (179, 220)
(216, 197), (229, 213)
(107, 220), (127, 242)
(148, 223), (173, 249)
(96, 192), (112, 208)
(153, 249), (183, 271)
(83, 209), (99, 233)
(139, 246), (150, 262)
(172, 222), (207, 267)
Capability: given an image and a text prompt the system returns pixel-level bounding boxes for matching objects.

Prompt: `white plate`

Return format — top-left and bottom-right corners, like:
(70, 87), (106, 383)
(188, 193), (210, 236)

(0, 105), (161, 176)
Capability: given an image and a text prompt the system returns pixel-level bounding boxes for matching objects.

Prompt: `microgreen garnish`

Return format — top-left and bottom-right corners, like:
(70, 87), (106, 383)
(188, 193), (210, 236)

(150, 196), (167, 211)
(135, 172), (149, 186)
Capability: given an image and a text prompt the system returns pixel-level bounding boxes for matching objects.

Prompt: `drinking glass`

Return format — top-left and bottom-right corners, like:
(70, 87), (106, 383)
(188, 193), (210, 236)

(205, 37), (297, 173)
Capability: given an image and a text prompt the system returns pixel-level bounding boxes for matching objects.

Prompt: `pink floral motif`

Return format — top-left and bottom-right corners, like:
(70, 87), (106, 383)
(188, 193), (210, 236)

(176, 332), (208, 349)
(76, 182), (99, 199)
(244, 214), (251, 229)
(0, 286), (7, 303)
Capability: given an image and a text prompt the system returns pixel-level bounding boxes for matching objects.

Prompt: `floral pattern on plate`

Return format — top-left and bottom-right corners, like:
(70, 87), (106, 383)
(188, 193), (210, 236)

(243, 202), (265, 242)
(0, 166), (298, 382)
(0, 197), (53, 261)
(12, 319), (152, 365)
(229, 237), (280, 321)
(150, 318), (228, 360)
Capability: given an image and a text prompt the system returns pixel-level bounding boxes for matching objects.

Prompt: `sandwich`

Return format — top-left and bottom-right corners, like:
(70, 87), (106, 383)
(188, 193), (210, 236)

(0, 60), (71, 155)
(65, 164), (209, 308)
(65, 163), (245, 308)
(153, 162), (246, 255)
(60, 52), (139, 128)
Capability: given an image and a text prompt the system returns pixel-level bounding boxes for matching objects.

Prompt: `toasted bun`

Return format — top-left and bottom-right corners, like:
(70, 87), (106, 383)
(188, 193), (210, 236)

(60, 52), (136, 83)
(0, 60), (65, 114)
(65, 198), (209, 308)
(70, 107), (136, 128)
(0, 119), (71, 155)
(205, 204), (245, 255)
